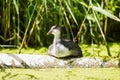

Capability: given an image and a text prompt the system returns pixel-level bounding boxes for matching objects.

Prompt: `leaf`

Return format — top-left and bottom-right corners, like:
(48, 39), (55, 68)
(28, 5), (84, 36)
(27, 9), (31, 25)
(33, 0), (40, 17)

(77, 1), (88, 8)
(64, 1), (78, 26)
(92, 6), (120, 22)
(13, 0), (19, 14)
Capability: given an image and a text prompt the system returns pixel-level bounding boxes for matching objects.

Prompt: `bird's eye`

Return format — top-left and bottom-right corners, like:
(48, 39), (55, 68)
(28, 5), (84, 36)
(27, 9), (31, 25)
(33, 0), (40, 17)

(53, 27), (56, 29)
(53, 26), (57, 29)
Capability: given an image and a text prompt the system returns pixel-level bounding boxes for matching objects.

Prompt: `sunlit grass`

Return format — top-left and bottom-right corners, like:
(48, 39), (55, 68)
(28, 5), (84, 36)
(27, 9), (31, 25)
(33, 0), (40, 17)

(0, 47), (47, 55)
(80, 43), (120, 57)
(0, 43), (120, 57)
(0, 68), (120, 80)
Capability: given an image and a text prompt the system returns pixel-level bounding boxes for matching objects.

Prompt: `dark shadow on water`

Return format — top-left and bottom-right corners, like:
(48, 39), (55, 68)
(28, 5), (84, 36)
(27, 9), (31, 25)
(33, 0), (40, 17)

(25, 74), (38, 79)
(9, 74), (19, 79)
(118, 58), (120, 68)
(2, 72), (11, 80)
(1, 72), (39, 80)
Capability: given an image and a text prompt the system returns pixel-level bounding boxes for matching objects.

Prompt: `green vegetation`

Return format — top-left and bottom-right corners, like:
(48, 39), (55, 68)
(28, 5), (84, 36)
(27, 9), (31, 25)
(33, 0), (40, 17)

(0, 0), (120, 55)
(0, 47), (47, 55)
(0, 43), (120, 80)
(0, 0), (120, 79)
(0, 68), (120, 80)
(81, 43), (120, 57)
(0, 43), (120, 57)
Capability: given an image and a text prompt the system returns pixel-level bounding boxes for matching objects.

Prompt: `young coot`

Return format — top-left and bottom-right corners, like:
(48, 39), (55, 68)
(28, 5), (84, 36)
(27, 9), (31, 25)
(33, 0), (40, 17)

(47, 25), (83, 58)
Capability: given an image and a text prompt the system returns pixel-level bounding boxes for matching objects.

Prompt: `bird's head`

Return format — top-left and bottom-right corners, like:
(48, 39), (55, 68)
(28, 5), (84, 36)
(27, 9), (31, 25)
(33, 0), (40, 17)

(47, 25), (61, 36)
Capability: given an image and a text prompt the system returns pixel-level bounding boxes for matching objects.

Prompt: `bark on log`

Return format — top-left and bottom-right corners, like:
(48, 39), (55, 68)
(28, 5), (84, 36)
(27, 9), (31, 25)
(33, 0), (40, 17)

(0, 54), (119, 68)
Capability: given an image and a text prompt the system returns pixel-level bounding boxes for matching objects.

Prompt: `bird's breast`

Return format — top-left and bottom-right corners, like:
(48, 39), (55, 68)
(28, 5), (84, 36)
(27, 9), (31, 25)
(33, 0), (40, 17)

(48, 43), (71, 58)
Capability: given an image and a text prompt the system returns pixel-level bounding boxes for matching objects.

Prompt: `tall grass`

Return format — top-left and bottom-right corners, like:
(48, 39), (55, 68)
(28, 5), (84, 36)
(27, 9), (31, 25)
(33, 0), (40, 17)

(0, 0), (120, 56)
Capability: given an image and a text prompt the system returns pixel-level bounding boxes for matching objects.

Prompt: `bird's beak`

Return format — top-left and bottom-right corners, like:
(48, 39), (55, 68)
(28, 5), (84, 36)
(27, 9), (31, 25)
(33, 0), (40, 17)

(47, 30), (52, 35)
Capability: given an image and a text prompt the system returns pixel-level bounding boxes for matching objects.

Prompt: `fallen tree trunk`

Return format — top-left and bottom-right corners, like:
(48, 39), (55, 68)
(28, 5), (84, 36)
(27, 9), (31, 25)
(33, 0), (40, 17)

(0, 54), (119, 68)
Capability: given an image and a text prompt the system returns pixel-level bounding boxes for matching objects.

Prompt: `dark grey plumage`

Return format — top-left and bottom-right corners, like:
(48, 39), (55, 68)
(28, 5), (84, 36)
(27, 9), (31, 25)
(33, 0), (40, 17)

(47, 25), (83, 58)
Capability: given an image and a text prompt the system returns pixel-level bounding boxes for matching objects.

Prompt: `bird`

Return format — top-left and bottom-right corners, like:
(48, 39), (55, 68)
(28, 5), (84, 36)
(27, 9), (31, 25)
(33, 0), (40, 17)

(47, 25), (83, 58)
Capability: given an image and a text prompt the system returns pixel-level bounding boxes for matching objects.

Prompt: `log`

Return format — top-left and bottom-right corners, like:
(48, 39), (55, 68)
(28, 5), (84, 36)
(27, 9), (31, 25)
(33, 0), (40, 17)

(0, 54), (119, 68)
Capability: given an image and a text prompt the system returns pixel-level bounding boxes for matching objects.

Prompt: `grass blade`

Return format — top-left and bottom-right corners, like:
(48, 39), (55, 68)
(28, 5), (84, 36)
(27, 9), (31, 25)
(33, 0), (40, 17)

(18, 0), (38, 54)
(91, 6), (111, 56)
(64, 0), (78, 26)
(92, 6), (120, 22)
(13, 0), (19, 14)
